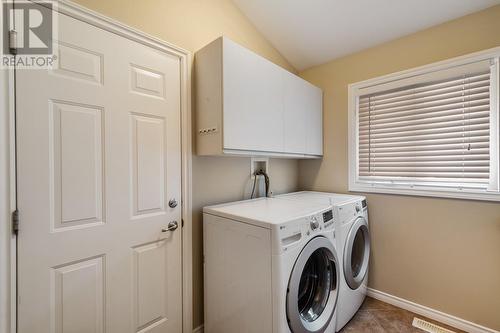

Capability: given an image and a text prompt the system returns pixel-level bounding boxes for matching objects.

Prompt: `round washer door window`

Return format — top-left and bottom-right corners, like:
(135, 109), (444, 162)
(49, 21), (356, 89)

(287, 237), (339, 333)
(343, 217), (370, 290)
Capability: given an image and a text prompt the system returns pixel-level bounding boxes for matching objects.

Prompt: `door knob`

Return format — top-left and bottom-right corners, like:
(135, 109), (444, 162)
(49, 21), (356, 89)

(162, 221), (178, 232)
(168, 198), (178, 208)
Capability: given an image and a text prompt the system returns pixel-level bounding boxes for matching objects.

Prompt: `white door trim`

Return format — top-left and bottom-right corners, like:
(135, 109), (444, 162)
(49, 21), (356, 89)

(0, 36), (17, 333)
(0, 1), (193, 332)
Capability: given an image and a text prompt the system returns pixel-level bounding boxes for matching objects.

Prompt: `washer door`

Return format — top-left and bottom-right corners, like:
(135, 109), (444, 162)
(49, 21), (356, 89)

(343, 217), (370, 290)
(287, 237), (339, 333)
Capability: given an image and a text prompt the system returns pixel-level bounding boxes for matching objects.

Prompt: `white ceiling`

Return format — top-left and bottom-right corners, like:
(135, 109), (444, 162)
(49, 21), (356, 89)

(232, 0), (500, 70)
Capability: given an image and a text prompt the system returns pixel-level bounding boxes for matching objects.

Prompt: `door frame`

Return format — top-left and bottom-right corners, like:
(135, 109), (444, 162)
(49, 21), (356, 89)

(0, 31), (17, 333)
(0, 1), (194, 332)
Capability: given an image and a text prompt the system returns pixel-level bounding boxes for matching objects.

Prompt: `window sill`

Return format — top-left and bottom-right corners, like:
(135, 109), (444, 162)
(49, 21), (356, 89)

(349, 183), (500, 202)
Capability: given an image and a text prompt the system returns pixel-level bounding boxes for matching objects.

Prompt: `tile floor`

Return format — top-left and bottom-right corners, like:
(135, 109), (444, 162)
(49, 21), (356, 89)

(340, 297), (465, 332)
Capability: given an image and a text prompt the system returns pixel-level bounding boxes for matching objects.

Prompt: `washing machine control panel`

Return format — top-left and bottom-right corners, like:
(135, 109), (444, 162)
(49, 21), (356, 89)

(276, 208), (335, 254)
(307, 209), (334, 231)
(322, 209), (333, 224)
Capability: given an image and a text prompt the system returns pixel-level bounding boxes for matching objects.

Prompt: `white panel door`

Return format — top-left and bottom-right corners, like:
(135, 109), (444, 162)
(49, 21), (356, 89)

(222, 38), (284, 153)
(16, 5), (182, 333)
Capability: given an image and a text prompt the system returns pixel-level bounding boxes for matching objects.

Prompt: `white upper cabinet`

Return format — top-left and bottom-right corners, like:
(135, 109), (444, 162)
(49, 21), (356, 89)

(223, 38), (284, 153)
(195, 37), (323, 158)
(283, 71), (323, 155)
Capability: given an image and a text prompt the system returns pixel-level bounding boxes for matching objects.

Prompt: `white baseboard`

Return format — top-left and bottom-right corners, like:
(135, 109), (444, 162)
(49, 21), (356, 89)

(193, 325), (204, 333)
(367, 288), (499, 333)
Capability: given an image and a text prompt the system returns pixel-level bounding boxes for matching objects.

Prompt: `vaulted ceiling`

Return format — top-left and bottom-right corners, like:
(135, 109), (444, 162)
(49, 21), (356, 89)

(232, 0), (500, 70)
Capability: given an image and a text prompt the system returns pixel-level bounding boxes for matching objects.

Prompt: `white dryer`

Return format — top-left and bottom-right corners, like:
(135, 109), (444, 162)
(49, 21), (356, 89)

(203, 197), (341, 333)
(277, 192), (370, 331)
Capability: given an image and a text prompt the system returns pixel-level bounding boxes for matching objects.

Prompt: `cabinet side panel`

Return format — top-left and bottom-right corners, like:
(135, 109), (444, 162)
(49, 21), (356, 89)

(203, 214), (272, 333)
(195, 38), (223, 155)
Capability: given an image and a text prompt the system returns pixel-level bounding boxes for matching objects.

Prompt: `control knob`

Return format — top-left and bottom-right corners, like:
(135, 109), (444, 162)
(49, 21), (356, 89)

(310, 216), (320, 230)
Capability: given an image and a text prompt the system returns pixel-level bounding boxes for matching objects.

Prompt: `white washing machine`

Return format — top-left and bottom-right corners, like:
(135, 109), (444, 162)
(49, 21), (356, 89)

(277, 192), (370, 331)
(203, 197), (341, 333)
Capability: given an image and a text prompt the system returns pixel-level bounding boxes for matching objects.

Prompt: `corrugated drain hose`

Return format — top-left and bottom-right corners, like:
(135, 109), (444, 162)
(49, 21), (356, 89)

(251, 169), (270, 198)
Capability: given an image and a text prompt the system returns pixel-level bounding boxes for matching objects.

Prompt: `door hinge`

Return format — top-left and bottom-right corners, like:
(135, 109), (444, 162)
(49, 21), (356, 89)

(12, 209), (19, 235)
(9, 30), (18, 55)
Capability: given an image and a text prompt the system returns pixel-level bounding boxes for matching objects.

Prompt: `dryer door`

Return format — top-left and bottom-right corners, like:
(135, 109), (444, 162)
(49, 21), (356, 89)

(287, 236), (339, 333)
(343, 217), (370, 290)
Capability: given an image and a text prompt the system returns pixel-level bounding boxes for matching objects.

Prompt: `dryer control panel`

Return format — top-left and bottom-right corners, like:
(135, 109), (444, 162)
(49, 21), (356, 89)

(338, 199), (367, 226)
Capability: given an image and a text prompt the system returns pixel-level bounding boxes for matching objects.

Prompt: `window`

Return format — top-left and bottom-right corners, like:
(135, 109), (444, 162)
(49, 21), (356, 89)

(349, 49), (500, 201)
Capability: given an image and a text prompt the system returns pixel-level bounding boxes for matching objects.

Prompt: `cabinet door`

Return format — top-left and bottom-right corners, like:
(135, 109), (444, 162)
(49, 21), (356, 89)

(283, 72), (308, 154)
(283, 73), (323, 156)
(305, 84), (323, 156)
(223, 38), (284, 152)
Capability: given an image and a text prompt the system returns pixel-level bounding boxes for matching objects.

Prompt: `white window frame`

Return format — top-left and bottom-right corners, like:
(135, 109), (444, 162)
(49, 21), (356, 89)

(348, 47), (500, 202)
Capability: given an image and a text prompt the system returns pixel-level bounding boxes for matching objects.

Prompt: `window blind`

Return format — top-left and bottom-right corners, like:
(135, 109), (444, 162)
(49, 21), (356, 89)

(357, 68), (491, 188)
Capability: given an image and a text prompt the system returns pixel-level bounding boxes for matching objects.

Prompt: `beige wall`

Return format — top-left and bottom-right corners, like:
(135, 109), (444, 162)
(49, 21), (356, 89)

(72, 0), (300, 328)
(299, 5), (500, 330)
